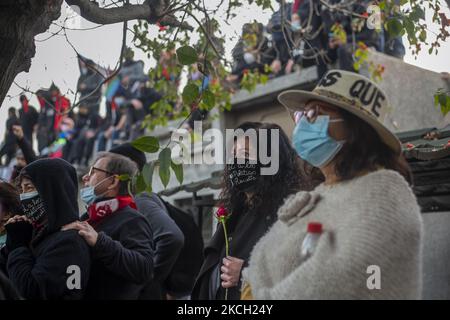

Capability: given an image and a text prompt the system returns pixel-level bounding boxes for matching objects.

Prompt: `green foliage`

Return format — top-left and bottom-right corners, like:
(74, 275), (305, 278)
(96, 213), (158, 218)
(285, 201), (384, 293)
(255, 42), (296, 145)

(434, 89), (450, 116)
(135, 173), (146, 194)
(380, 0), (449, 56)
(240, 68), (270, 92)
(177, 46), (198, 65)
(182, 82), (200, 105)
(131, 136), (160, 153)
(171, 160), (184, 185)
(158, 148), (172, 188)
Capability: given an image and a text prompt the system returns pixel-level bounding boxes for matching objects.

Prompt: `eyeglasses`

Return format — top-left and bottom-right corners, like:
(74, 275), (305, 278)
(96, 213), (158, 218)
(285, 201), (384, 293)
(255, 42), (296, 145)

(88, 166), (114, 177)
(294, 105), (320, 124)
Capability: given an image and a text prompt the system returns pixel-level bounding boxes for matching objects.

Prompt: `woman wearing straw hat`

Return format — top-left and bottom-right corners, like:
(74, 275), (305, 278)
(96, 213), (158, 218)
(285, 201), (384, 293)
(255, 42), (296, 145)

(243, 70), (423, 299)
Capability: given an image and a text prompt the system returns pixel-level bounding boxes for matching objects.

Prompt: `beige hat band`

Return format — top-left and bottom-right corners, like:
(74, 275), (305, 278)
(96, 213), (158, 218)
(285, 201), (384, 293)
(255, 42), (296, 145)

(313, 88), (377, 120)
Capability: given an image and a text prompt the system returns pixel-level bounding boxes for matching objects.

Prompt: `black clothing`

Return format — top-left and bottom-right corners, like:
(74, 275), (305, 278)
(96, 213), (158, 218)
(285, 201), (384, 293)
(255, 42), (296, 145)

(0, 270), (21, 300)
(19, 106), (38, 143)
(5, 158), (91, 299)
(191, 206), (277, 300)
(82, 205), (154, 300)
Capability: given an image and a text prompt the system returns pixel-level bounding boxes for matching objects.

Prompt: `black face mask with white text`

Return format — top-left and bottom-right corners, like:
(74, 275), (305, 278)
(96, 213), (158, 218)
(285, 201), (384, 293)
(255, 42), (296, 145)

(226, 158), (261, 193)
(20, 191), (47, 227)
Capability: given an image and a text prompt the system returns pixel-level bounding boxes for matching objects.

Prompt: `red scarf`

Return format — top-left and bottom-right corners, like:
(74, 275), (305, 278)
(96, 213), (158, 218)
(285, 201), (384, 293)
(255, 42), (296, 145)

(87, 196), (137, 224)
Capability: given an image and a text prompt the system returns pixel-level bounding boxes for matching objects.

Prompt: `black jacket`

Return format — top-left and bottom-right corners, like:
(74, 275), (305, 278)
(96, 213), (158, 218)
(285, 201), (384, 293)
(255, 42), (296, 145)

(135, 192), (183, 299)
(0, 270), (21, 300)
(82, 205), (154, 300)
(5, 158), (91, 299)
(191, 207), (277, 300)
(19, 106), (39, 141)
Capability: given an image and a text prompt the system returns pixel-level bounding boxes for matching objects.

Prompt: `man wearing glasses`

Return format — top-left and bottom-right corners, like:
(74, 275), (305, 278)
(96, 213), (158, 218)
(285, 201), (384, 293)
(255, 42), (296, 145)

(63, 152), (154, 300)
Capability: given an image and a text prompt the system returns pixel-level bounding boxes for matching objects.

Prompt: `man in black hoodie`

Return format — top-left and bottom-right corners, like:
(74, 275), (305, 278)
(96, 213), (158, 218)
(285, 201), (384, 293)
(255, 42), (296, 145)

(3, 158), (91, 299)
(63, 152), (154, 299)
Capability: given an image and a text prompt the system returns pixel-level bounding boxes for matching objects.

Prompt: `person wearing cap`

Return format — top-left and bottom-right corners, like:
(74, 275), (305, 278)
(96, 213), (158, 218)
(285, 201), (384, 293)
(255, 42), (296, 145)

(243, 70), (423, 299)
(109, 143), (185, 299)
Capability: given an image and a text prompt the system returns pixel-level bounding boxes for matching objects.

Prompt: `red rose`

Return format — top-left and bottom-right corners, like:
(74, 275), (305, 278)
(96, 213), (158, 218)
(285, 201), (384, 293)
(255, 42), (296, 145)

(216, 206), (228, 219)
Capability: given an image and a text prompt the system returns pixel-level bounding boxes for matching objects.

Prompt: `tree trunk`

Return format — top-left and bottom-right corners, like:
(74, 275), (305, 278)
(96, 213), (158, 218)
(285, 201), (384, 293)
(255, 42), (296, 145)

(0, 0), (63, 107)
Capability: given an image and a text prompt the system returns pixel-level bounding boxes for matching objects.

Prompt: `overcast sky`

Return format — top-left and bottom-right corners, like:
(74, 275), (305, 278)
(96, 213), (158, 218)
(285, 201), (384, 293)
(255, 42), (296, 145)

(2, 1), (450, 140)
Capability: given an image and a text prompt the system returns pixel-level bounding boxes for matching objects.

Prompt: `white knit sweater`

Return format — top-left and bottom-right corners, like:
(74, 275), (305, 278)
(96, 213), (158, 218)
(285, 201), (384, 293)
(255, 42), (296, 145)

(243, 169), (423, 299)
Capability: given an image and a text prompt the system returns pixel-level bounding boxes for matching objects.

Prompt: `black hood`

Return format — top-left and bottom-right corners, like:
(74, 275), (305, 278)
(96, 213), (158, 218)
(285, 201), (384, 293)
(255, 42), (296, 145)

(22, 158), (79, 233)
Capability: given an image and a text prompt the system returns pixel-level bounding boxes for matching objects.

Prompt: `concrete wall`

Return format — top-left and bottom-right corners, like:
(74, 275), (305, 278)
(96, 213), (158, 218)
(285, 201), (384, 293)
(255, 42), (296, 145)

(367, 51), (449, 132)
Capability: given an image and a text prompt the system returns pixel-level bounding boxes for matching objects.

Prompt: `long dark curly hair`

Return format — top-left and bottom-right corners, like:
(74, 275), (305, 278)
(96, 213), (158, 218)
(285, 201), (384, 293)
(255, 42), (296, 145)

(220, 121), (323, 219)
(0, 181), (21, 235)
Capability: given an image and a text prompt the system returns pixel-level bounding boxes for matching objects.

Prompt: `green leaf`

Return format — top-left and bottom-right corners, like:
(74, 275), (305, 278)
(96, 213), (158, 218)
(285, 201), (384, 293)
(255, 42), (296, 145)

(386, 18), (404, 37)
(202, 89), (216, 109)
(158, 148), (172, 188)
(434, 93), (440, 106)
(410, 6), (425, 21)
(419, 30), (427, 42)
(142, 162), (154, 187)
(118, 174), (130, 181)
(438, 93), (447, 107)
(171, 160), (184, 185)
(135, 173), (146, 194)
(182, 82), (200, 105)
(131, 136), (159, 153)
(176, 46), (198, 65)
(403, 18), (415, 37)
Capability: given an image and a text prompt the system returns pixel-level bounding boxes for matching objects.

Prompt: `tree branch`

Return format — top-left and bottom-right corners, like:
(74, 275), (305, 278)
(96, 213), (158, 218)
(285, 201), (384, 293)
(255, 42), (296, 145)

(64, 0), (192, 29)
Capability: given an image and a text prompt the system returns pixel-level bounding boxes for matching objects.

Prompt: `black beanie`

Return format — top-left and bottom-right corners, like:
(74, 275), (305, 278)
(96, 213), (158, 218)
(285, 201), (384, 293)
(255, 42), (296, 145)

(109, 143), (146, 171)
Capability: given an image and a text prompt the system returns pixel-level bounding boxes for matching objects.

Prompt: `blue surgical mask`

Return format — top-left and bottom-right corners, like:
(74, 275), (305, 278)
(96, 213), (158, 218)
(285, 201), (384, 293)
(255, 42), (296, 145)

(80, 186), (96, 206)
(20, 190), (39, 201)
(80, 176), (114, 205)
(292, 115), (345, 168)
(291, 21), (301, 31)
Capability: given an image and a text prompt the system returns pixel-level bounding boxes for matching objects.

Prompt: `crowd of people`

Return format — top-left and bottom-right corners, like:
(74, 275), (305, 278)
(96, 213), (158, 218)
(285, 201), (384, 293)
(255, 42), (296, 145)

(0, 1), (406, 174)
(227, 0), (404, 84)
(1, 68), (423, 300)
(0, 143), (201, 300)
(0, 0), (423, 301)
(0, 51), (165, 177)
